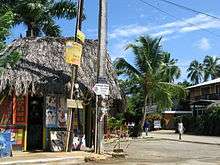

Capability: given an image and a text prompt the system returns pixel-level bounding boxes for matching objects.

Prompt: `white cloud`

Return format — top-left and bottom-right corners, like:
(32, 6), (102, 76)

(109, 24), (149, 39)
(109, 14), (220, 41)
(196, 37), (211, 51)
(151, 29), (174, 37)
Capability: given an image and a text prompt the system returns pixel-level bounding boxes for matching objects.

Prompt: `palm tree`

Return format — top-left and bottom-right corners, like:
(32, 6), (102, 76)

(203, 55), (220, 81)
(0, 11), (21, 75)
(114, 36), (185, 127)
(187, 60), (203, 85)
(1, 0), (77, 37)
(161, 52), (181, 83)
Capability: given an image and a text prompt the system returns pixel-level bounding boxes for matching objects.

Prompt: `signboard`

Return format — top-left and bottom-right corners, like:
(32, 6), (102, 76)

(77, 30), (85, 43)
(92, 83), (109, 96)
(65, 41), (83, 66)
(67, 99), (83, 109)
(154, 120), (161, 129)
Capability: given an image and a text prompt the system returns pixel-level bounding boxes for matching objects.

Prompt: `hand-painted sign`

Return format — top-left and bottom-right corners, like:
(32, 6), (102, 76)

(92, 83), (110, 96)
(77, 30), (85, 43)
(65, 41), (83, 66)
(67, 99), (83, 109)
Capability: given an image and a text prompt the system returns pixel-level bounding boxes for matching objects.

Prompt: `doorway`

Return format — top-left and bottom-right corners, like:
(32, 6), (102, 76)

(27, 96), (44, 151)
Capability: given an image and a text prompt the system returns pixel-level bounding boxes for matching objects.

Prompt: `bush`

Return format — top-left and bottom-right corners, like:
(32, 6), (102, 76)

(179, 107), (220, 136)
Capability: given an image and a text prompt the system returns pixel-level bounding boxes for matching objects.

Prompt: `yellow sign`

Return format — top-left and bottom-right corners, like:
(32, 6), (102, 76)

(67, 99), (83, 109)
(77, 30), (85, 43)
(65, 41), (83, 66)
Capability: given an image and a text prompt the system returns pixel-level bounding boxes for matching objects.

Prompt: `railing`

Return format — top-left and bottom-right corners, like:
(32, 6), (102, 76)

(191, 93), (220, 100)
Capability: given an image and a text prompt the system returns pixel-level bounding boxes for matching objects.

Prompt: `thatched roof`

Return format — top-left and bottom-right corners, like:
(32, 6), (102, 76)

(0, 37), (121, 99)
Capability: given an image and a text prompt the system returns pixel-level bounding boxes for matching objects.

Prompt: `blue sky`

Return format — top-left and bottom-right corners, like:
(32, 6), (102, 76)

(8, 0), (220, 82)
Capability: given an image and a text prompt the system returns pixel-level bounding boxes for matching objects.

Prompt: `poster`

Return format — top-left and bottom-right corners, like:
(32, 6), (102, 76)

(50, 131), (66, 152)
(57, 98), (67, 128)
(65, 41), (83, 66)
(46, 96), (57, 128)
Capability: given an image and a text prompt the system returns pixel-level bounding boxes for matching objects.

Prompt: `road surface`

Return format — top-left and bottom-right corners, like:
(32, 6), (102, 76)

(86, 138), (220, 165)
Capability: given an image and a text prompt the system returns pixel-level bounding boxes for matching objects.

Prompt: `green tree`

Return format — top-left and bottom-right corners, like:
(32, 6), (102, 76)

(187, 60), (203, 85)
(1, 0), (77, 37)
(0, 11), (21, 75)
(114, 36), (185, 127)
(161, 52), (181, 83)
(203, 55), (220, 81)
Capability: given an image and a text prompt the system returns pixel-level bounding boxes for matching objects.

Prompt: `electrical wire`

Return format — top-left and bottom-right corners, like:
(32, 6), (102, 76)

(138, 0), (220, 38)
(156, 0), (220, 21)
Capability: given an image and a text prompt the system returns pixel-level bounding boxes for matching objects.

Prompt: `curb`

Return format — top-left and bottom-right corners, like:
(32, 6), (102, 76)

(152, 137), (220, 146)
(0, 157), (84, 165)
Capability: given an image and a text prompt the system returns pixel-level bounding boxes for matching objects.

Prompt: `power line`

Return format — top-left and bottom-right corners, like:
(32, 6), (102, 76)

(156, 0), (220, 21)
(137, 0), (220, 38)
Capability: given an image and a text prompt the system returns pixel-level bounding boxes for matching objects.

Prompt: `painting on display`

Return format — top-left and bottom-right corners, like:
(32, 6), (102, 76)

(49, 131), (66, 151)
(57, 98), (67, 128)
(46, 96), (57, 128)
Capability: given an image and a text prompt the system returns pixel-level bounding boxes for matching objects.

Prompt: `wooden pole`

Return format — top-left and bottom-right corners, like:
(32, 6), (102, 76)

(66, 0), (84, 152)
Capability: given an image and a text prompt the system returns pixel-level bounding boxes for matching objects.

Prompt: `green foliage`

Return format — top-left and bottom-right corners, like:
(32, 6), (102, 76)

(187, 60), (203, 85)
(179, 107), (220, 136)
(2, 0), (77, 37)
(0, 11), (22, 75)
(187, 56), (220, 85)
(108, 117), (123, 131)
(114, 35), (185, 111)
(114, 35), (185, 131)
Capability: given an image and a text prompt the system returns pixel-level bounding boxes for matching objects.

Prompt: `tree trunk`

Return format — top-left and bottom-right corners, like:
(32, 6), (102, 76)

(141, 94), (148, 129)
(26, 24), (34, 37)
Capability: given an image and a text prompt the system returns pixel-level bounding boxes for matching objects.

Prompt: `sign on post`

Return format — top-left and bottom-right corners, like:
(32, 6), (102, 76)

(77, 30), (85, 43)
(67, 99), (83, 109)
(64, 41), (83, 66)
(92, 83), (109, 96)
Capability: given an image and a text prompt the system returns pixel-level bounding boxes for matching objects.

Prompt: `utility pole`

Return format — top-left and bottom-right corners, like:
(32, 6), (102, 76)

(95, 0), (108, 154)
(66, 0), (84, 152)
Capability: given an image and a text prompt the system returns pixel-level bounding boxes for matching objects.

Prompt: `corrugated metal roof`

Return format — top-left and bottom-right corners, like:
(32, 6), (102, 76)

(187, 78), (220, 89)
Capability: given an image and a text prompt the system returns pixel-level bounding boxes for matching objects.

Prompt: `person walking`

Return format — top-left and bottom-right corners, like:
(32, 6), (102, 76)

(178, 120), (184, 140)
(143, 120), (150, 136)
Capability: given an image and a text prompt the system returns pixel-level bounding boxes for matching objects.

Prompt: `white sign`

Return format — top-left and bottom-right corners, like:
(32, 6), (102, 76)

(92, 83), (110, 96)
(154, 120), (161, 129)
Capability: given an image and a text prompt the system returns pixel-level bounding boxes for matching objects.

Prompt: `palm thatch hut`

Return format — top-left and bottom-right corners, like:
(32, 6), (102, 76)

(0, 37), (122, 151)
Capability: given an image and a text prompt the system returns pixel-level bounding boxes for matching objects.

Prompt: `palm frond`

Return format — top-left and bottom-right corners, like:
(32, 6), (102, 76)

(50, 0), (77, 19)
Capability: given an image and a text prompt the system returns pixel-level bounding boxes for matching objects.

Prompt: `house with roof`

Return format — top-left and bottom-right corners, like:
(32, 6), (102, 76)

(0, 37), (122, 152)
(187, 78), (220, 116)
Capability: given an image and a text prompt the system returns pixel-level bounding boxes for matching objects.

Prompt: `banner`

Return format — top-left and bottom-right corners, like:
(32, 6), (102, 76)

(65, 41), (83, 66)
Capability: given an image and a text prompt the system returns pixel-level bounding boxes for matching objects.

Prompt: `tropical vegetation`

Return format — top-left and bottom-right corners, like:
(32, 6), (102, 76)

(0, 0), (77, 37)
(114, 36), (185, 131)
(0, 10), (21, 75)
(187, 56), (220, 85)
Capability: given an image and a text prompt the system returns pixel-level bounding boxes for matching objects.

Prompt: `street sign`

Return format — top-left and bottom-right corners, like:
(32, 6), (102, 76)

(67, 99), (83, 109)
(92, 83), (109, 96)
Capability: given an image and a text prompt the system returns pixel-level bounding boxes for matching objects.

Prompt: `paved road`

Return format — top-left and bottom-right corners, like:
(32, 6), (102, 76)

(86, 139), (220, 165)
(148, 130), (220, 145)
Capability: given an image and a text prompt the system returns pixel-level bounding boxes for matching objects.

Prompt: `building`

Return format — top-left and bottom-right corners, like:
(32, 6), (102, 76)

(187, 78), (220, 116)
(0, 37), (122, 152)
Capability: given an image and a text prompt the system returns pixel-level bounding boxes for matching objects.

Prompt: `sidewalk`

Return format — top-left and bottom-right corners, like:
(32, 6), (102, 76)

(148, 130), (220, 145)
(0, 151), (108, 165)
